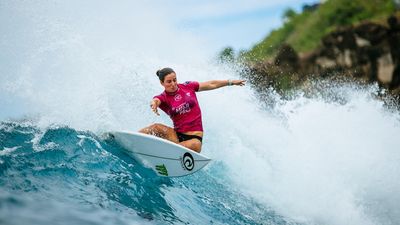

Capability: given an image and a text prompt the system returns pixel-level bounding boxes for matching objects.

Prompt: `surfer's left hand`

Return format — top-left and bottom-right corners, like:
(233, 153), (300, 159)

(231, 80), (246, 86)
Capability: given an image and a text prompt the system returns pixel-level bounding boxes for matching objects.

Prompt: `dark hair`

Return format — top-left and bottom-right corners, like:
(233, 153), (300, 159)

(156, 67), (175, 82)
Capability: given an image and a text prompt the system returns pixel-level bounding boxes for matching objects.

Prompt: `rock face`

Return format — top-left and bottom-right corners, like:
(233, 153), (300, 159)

(248, 15), (400, 95)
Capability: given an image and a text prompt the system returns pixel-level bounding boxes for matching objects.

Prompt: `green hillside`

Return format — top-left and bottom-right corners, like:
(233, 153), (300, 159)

(242, 0), (396, 62)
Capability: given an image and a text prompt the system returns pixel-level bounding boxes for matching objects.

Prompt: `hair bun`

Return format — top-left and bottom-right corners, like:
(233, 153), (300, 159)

(155, 67), (175, 81)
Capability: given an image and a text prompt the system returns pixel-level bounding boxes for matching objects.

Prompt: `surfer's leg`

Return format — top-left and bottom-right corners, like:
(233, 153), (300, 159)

(139, 123), (179, 143)
(179, 139), (202, 153)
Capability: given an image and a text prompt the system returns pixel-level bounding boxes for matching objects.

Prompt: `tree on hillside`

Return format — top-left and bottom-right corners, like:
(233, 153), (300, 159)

(218, 47), (235, 63)
(282, 8), (297, 22)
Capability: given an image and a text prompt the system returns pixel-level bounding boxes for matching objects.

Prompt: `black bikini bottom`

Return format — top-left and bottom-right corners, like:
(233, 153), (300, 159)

(176, 132), (203, 143)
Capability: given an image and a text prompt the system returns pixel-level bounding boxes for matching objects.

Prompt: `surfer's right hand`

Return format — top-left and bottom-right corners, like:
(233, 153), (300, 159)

(150, 98), (161, 116)
(151, 103), (160, 116)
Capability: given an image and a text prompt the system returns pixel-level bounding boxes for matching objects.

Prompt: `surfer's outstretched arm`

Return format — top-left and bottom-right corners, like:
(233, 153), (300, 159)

(198, 79), (245, 91)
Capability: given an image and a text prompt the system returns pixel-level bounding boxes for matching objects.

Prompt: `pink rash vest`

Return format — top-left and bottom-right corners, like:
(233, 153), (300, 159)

(153, 81), (203, 133)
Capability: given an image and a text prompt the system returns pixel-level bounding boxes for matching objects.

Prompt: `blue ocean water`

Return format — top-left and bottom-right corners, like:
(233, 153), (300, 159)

(0, 121), (295, 225)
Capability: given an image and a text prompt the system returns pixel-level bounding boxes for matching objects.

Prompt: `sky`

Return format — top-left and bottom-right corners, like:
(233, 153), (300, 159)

(148, 0), (319, 53)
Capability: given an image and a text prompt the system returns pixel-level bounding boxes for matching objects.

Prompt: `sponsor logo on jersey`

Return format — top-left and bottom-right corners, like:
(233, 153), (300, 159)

(174, 94), (182, 101)
(172, 102), (191, 115)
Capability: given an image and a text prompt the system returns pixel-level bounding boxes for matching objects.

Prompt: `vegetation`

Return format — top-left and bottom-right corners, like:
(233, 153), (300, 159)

(217, 46), (235, 63)
(241, 0), (396, 62)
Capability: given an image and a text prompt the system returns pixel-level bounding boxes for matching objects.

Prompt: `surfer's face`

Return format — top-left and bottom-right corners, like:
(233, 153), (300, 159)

(161, 73), (178, 93)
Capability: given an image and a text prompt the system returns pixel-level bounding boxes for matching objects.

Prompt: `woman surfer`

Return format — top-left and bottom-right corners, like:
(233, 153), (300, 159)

(139, 67), (245, 153)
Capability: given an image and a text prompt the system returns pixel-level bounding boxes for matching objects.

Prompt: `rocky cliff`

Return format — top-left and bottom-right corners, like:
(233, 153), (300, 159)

(248, 15), (400, 96)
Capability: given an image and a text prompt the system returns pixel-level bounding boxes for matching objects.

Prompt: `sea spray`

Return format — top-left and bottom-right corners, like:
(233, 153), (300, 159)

(205, 83), (400, 225)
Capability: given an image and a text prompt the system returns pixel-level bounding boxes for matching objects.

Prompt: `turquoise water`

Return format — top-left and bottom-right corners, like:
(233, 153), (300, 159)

(0, 122), (295, 225)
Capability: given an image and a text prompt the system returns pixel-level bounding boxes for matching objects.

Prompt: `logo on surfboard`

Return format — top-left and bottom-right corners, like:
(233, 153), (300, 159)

(155, 164), (168, 176)
(181, 152), (194, 171)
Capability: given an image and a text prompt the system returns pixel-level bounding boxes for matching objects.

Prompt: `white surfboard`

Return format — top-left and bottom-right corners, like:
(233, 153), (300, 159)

(110, 131), (211, 177)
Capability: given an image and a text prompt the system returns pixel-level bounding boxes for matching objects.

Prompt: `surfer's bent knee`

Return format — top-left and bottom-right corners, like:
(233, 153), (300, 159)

(192, 141), (202, 153)
(180, 139), (202, 153)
